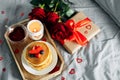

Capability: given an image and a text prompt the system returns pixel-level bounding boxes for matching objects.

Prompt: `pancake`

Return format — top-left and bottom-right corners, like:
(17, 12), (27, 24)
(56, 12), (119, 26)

(29, 52), (52, 70)
(23, 41), (52, 70)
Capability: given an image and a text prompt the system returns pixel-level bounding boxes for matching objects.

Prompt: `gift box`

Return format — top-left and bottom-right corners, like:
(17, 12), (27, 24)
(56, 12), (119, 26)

(63, 12), (100, 54)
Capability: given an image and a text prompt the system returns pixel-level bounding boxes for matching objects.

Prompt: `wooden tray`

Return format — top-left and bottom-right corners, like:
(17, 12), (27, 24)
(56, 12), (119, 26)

(4, 19), (64, 80)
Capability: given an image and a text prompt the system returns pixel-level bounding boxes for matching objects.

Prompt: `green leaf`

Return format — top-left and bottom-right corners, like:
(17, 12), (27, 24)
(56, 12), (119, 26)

(30, 0), (74, 22)
(49, 3), (54, 8)
(39, 4), (45, 8)
(66, 9), (75, 17)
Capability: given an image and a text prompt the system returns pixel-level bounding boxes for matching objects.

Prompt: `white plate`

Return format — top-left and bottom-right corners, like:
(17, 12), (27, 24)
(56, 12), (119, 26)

(21, 41), (58, 75)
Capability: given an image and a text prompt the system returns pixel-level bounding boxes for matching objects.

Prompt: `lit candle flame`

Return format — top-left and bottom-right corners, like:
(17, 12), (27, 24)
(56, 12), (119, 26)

(33, 29), (37, 32)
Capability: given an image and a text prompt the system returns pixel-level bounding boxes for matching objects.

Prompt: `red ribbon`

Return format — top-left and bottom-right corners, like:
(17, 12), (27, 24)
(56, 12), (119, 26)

(65, 18), (91, 46)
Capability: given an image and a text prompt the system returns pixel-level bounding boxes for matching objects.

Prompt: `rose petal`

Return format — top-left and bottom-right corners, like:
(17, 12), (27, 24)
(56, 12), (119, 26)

(0, 56), (3, 61)
(61, 76), (65, 80)
(1, 11), (5, 14)
(49, 65), (60, 74)
(14, 48), (19, 54)
(29, 8), (46, 22)
(5, 18), (8, 21)
(20, 12), (24, 17)
(0, 39), (3, 44)
(76, 58), (83, 63)
(2, 68), (6, 72)
(42, 38), (46, 41)
(69, 68), (75, 74)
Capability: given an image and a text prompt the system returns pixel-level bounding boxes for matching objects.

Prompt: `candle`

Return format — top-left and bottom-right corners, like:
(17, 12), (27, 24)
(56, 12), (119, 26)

(27, 20), (44, 40)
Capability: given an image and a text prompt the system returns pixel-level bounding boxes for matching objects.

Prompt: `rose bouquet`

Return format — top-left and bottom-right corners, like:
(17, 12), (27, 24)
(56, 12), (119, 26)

(29, 0), (75, 43)
(30, 0), (75, 21)
(29, 0), (100, 54)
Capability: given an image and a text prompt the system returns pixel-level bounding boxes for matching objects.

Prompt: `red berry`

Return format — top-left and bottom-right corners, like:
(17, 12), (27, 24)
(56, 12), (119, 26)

(35, 54), (41, 58)
(29, 54), (35, 58)
(29, 46), (43, 54)
(40, 50), (44, 54)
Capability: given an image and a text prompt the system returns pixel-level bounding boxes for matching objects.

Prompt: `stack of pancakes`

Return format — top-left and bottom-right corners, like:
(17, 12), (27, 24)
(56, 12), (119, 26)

(23, 41), (52, 70)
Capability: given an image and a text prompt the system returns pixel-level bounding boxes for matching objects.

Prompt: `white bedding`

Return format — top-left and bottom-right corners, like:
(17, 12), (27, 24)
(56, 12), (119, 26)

(94, 0), (120, 27)
(0, 0), (120, 80)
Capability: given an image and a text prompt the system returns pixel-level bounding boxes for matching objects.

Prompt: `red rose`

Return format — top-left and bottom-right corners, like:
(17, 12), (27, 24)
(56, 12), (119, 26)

(51, 22), (72, 44)
(46, 12), (59, 25)
(29, 7), (46, 22)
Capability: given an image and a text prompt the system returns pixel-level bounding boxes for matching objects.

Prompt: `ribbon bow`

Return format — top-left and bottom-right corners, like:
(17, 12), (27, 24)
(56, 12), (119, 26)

(65, 18), (91, 46)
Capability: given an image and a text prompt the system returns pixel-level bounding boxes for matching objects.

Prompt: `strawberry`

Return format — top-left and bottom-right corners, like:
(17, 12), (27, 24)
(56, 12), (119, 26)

(35, 53), (41, 58)
(32, 46), (36, 50)
(29, 46), (43, 54)
(32, 45), (39, 50)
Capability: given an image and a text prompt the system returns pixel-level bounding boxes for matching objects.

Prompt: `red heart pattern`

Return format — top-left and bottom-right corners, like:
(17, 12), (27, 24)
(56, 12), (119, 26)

(14, 48), (19, 54)
(61, 76), (65, 80)
(2, 68), (6, 72)
(20, 12), (24, 17)
(1, 11), (5, 14)
(84, 30), (88, 34)
(0, 56), (3, 61)
(69, 68), (75, 74)
(76, 58), (83, 63)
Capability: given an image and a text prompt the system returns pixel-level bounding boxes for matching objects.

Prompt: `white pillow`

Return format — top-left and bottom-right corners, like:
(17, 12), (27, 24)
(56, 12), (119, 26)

(94, 0), (120, 27)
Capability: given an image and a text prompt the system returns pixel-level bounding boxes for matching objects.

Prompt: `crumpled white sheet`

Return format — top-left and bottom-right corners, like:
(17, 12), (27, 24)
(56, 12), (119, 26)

(0, 0), (120, 80)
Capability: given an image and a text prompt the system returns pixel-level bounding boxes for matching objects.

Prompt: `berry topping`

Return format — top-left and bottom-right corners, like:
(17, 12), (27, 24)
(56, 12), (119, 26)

(29, 45), (43, 58)
(35, 54), (41, 58)
(29, 54), (35, 58)
(29, 46), (43, 54)
(40, 50), (44, 54)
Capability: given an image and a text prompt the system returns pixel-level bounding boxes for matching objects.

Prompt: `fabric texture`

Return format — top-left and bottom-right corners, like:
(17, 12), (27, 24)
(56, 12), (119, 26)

(94, 0), (120, 27)
(0, 0), (120, 80)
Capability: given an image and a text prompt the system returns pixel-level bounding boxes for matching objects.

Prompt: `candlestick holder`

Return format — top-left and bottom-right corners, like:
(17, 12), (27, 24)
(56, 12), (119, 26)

(27, 20), (44, 40)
